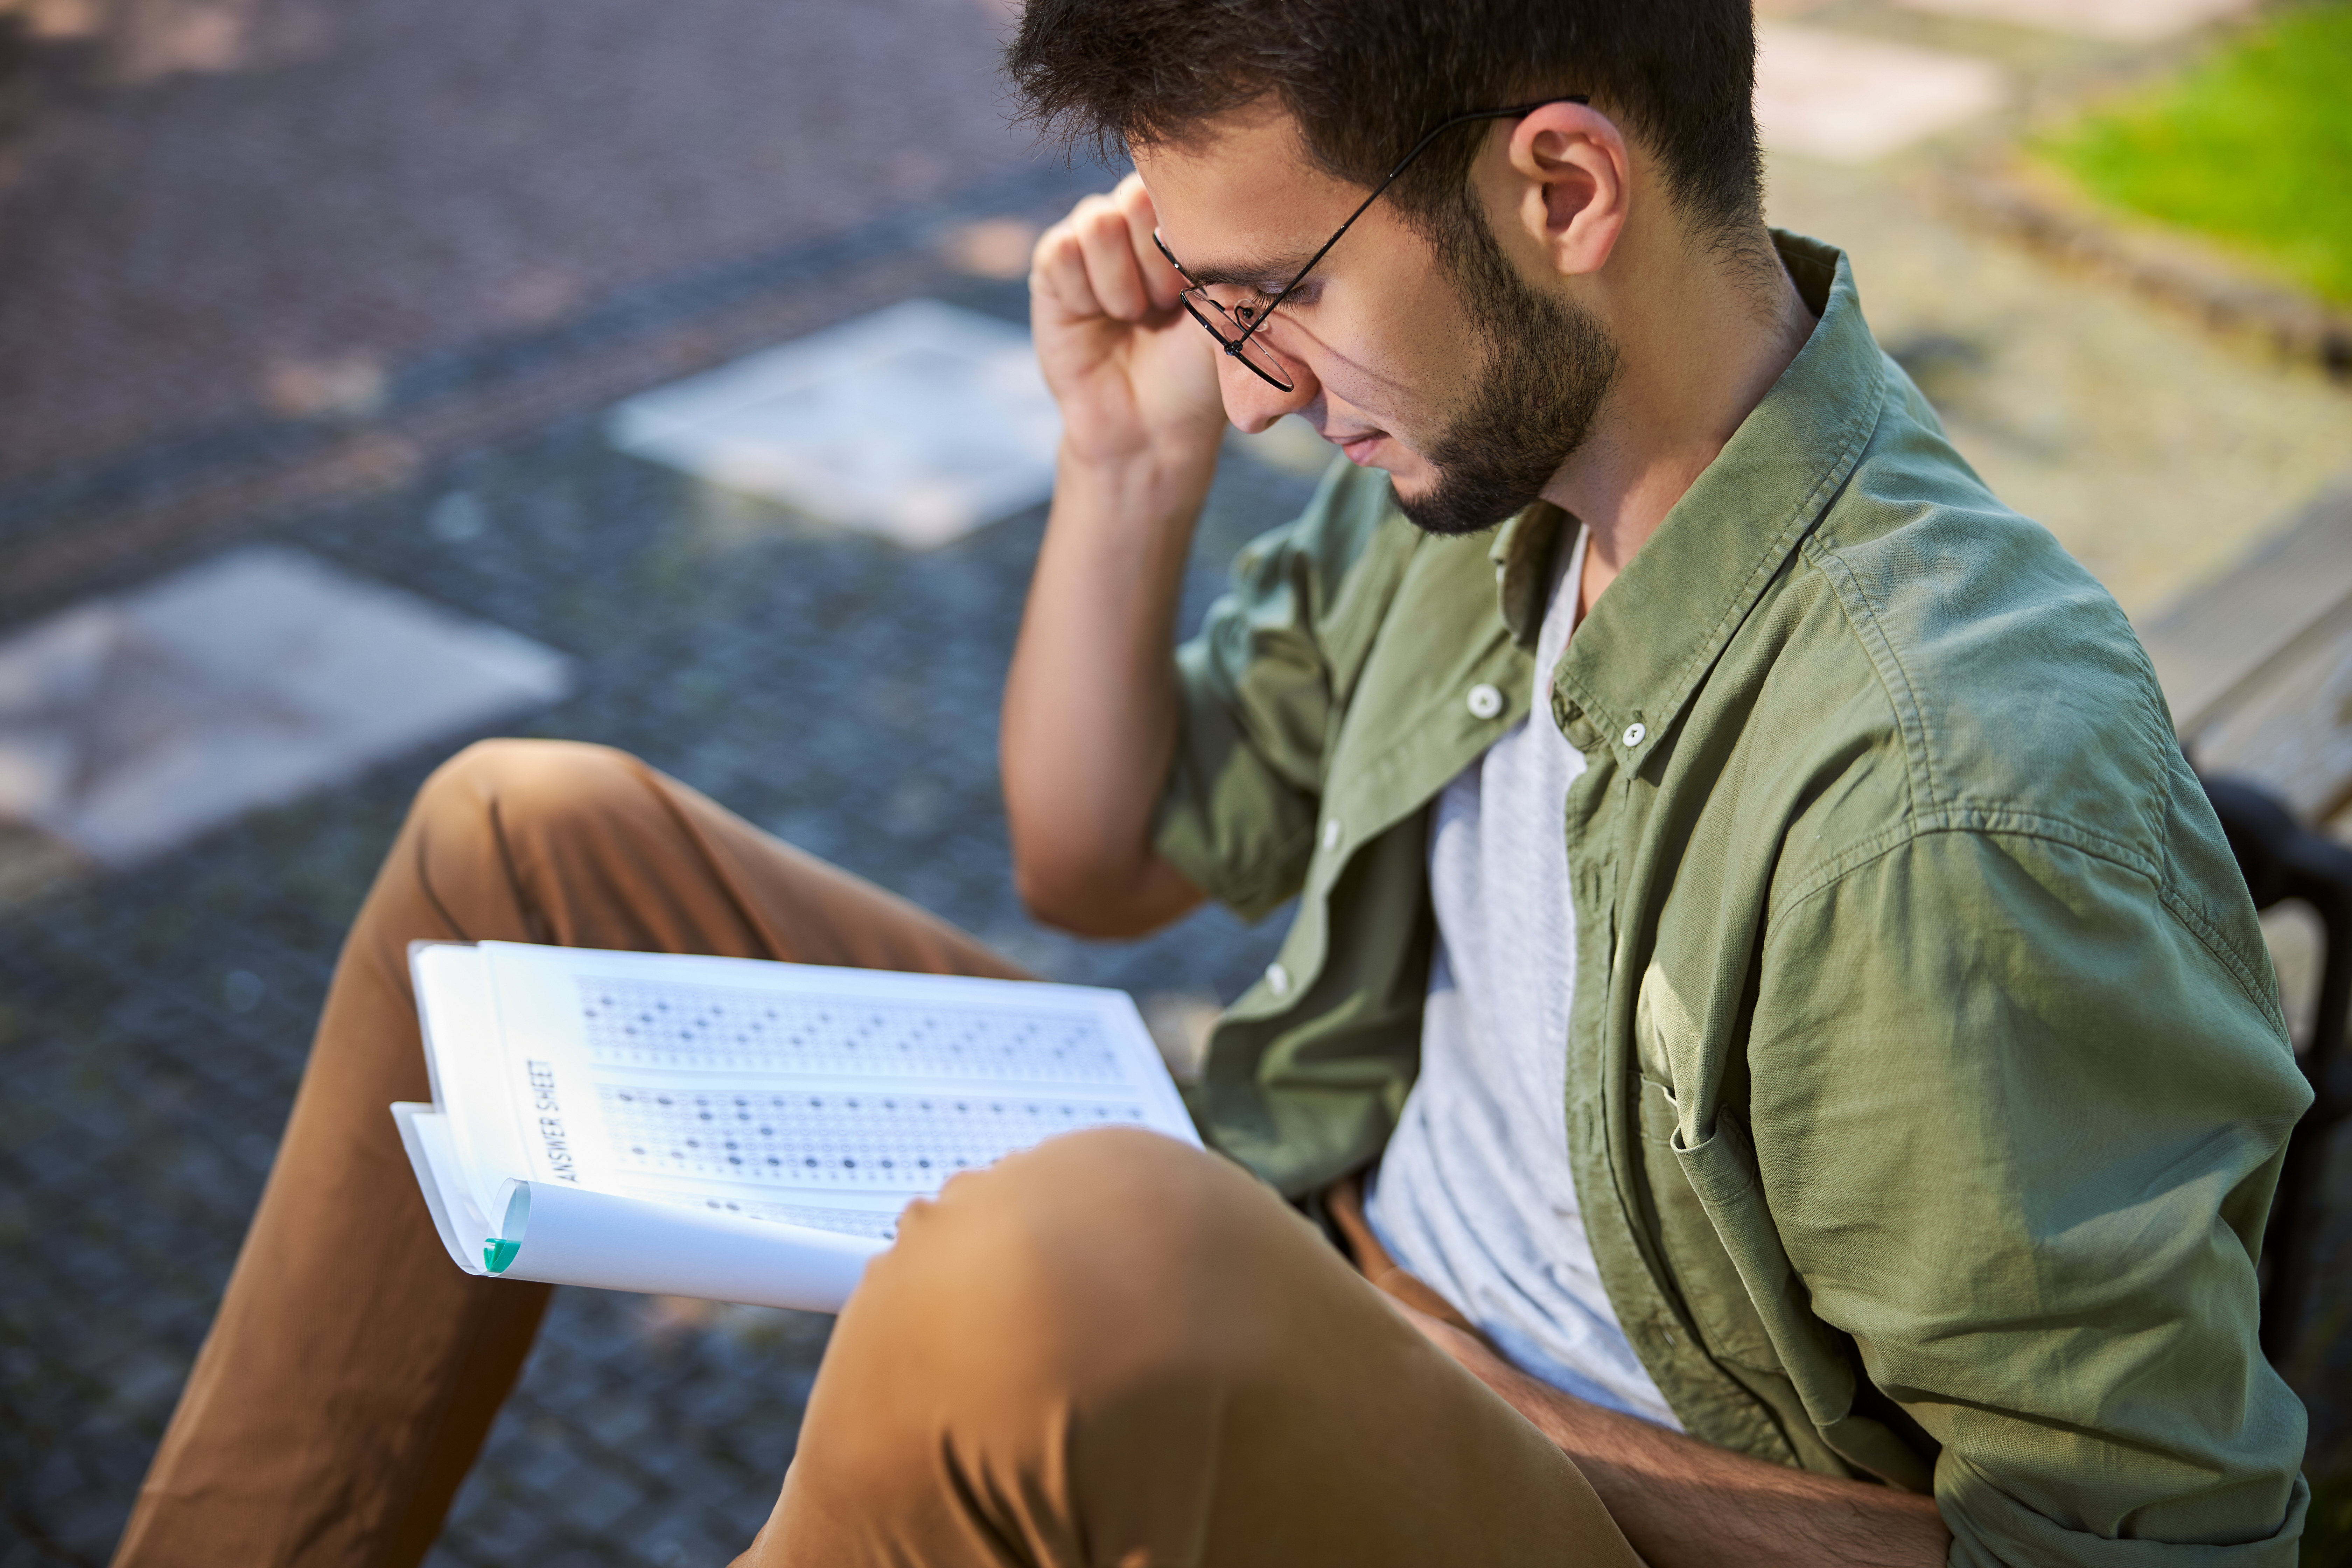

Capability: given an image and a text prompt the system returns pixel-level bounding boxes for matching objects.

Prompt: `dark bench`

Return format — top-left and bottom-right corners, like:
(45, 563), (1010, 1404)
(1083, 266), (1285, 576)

(2140, 480), (2352, 1359)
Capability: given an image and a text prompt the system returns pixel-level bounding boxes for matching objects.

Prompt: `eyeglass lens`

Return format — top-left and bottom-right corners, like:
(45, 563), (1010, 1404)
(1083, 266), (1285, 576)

(1179, 293), (1295, 390)
(1154, 232), (1295, 390)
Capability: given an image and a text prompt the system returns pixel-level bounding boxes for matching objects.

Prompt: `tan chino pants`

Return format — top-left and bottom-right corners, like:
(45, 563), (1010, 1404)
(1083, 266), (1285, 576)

(114, 739), (1641, 1568)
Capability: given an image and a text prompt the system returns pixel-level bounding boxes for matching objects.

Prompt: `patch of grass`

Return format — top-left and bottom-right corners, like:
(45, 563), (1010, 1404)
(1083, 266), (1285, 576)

(2035, 3), (2352, 304)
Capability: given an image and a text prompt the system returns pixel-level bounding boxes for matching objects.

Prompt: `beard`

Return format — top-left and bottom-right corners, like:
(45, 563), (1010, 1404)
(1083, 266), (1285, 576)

(1392, 210), (1622, 538)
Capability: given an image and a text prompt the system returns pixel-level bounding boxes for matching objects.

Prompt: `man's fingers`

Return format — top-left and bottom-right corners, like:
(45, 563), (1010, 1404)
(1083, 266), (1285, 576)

(1032, 180), (1186, 325)
(1112, 173), (1186, 313)
(1030, 217), (1104, 323)
(1070, 192), (1155, 322)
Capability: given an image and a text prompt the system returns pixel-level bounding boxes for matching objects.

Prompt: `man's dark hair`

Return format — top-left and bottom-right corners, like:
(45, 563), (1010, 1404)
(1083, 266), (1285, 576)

(1006, 0), (1766, 263)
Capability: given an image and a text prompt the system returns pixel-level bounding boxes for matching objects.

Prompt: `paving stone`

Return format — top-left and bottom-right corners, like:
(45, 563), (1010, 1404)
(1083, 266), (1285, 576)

(0, 545), (570, 865)
(609, 299), (1062, 548)
(1755, 23), (2007, 163)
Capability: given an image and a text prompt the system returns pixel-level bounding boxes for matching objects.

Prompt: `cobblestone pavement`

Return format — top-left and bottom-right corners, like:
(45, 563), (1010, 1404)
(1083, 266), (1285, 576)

(5, 0), (2351, 1561)
(0, 0), (1032, 486)
(0, 6), (1293, 1560)
(0, 396), (1318, 1565)
(0, 0), (1100, 617)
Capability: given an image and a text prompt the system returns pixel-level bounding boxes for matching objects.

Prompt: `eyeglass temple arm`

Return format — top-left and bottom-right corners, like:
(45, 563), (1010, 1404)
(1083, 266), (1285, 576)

(1227, 95), (1590, 351)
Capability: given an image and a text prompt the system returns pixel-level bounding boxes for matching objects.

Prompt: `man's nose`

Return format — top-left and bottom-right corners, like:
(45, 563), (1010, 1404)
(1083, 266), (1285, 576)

(1218, 353), (1317, 435)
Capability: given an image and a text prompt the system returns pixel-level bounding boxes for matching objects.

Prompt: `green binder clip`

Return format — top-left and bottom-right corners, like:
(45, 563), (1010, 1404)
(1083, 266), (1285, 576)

(482, 1183), (530, 1275)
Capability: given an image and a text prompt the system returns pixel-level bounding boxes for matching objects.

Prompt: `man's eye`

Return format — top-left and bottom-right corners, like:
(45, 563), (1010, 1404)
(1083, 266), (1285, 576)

(1205, 285), (1285, 326)
(1238, 288), (1287, 321)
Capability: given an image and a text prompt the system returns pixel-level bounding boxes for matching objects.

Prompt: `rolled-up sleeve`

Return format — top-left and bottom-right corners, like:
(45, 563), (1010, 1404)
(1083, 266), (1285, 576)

(1153, 462), (1412, 922)
(1751, 823), (2312, 1565)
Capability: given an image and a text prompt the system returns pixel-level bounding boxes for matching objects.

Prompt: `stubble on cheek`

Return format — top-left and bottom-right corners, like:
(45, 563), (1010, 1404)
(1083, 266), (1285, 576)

(1399, 253), (1619, 537)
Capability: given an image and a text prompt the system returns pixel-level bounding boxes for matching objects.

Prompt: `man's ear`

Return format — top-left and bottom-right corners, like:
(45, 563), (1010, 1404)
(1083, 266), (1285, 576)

(1499, 100), (1630, 279)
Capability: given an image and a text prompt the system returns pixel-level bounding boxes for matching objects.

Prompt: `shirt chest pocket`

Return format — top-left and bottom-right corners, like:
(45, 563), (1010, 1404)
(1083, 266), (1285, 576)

(1636, 1079), (1786, 1379)
(1633, 967), (1786, 1380)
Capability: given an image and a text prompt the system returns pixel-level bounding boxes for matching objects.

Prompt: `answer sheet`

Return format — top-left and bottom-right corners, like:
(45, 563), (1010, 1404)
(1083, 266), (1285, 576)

(420, 942), (1199, 1244)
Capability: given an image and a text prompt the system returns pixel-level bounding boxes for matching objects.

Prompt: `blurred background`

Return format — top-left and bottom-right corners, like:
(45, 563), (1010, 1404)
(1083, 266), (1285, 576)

(1, 0), (2347, 1561)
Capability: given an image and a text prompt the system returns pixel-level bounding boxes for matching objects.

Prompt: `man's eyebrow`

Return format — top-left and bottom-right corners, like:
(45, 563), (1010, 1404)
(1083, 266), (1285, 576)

(1175, 251), (1318, 290)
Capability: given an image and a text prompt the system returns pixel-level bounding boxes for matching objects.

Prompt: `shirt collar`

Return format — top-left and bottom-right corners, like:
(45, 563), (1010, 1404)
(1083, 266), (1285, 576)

(1539, 231), (1883, 764)
(1490, 501), (1571, 648)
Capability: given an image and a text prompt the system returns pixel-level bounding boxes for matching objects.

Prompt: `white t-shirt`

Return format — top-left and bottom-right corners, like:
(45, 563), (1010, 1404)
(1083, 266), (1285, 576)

(1363, 529), (1681, 1429)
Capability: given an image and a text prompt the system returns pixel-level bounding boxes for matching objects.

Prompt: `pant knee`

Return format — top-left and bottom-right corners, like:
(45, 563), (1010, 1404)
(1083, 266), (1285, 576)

(414, 738), (646, 841)
(781, 1132), (1337, 1550)
(836, 1129), (1299, 1409)
(392, 739), (665, 944)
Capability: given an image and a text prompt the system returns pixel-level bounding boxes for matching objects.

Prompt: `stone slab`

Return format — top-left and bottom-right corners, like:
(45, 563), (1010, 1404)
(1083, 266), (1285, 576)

(1755, 24), (2007, 163)
(607, 299), (1062, 548)
(1892, 0), (2255, 42)
(0, 545), (570, 865)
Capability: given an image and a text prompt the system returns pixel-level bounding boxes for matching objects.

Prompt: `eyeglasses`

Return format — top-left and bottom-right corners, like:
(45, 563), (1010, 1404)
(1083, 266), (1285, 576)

(1153, 95), (1590, 392)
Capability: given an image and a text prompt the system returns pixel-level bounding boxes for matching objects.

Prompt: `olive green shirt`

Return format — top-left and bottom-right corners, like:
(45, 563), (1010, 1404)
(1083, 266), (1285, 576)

(1153, 233), (2311, 1565)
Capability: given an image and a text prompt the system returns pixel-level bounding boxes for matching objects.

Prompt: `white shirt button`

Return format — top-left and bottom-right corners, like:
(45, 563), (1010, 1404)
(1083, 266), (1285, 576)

(1623, 722), (1647, 748)
(1322, 818), (1342, 850)
(1265, 961), (1291, 997)
(1466, 683), (1504, 720)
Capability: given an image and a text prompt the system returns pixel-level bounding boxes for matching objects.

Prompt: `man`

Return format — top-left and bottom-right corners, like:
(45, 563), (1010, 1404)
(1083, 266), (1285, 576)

(116, 1), (2311, 1564)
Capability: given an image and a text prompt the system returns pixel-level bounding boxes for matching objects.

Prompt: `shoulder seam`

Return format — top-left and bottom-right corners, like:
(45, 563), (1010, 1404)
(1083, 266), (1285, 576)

(1798, 532), (1938, 819)
(1762, 813), (2284, 1028)
(1765, 811), (2154, 947)
(2157, 878), (2290, 1036)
